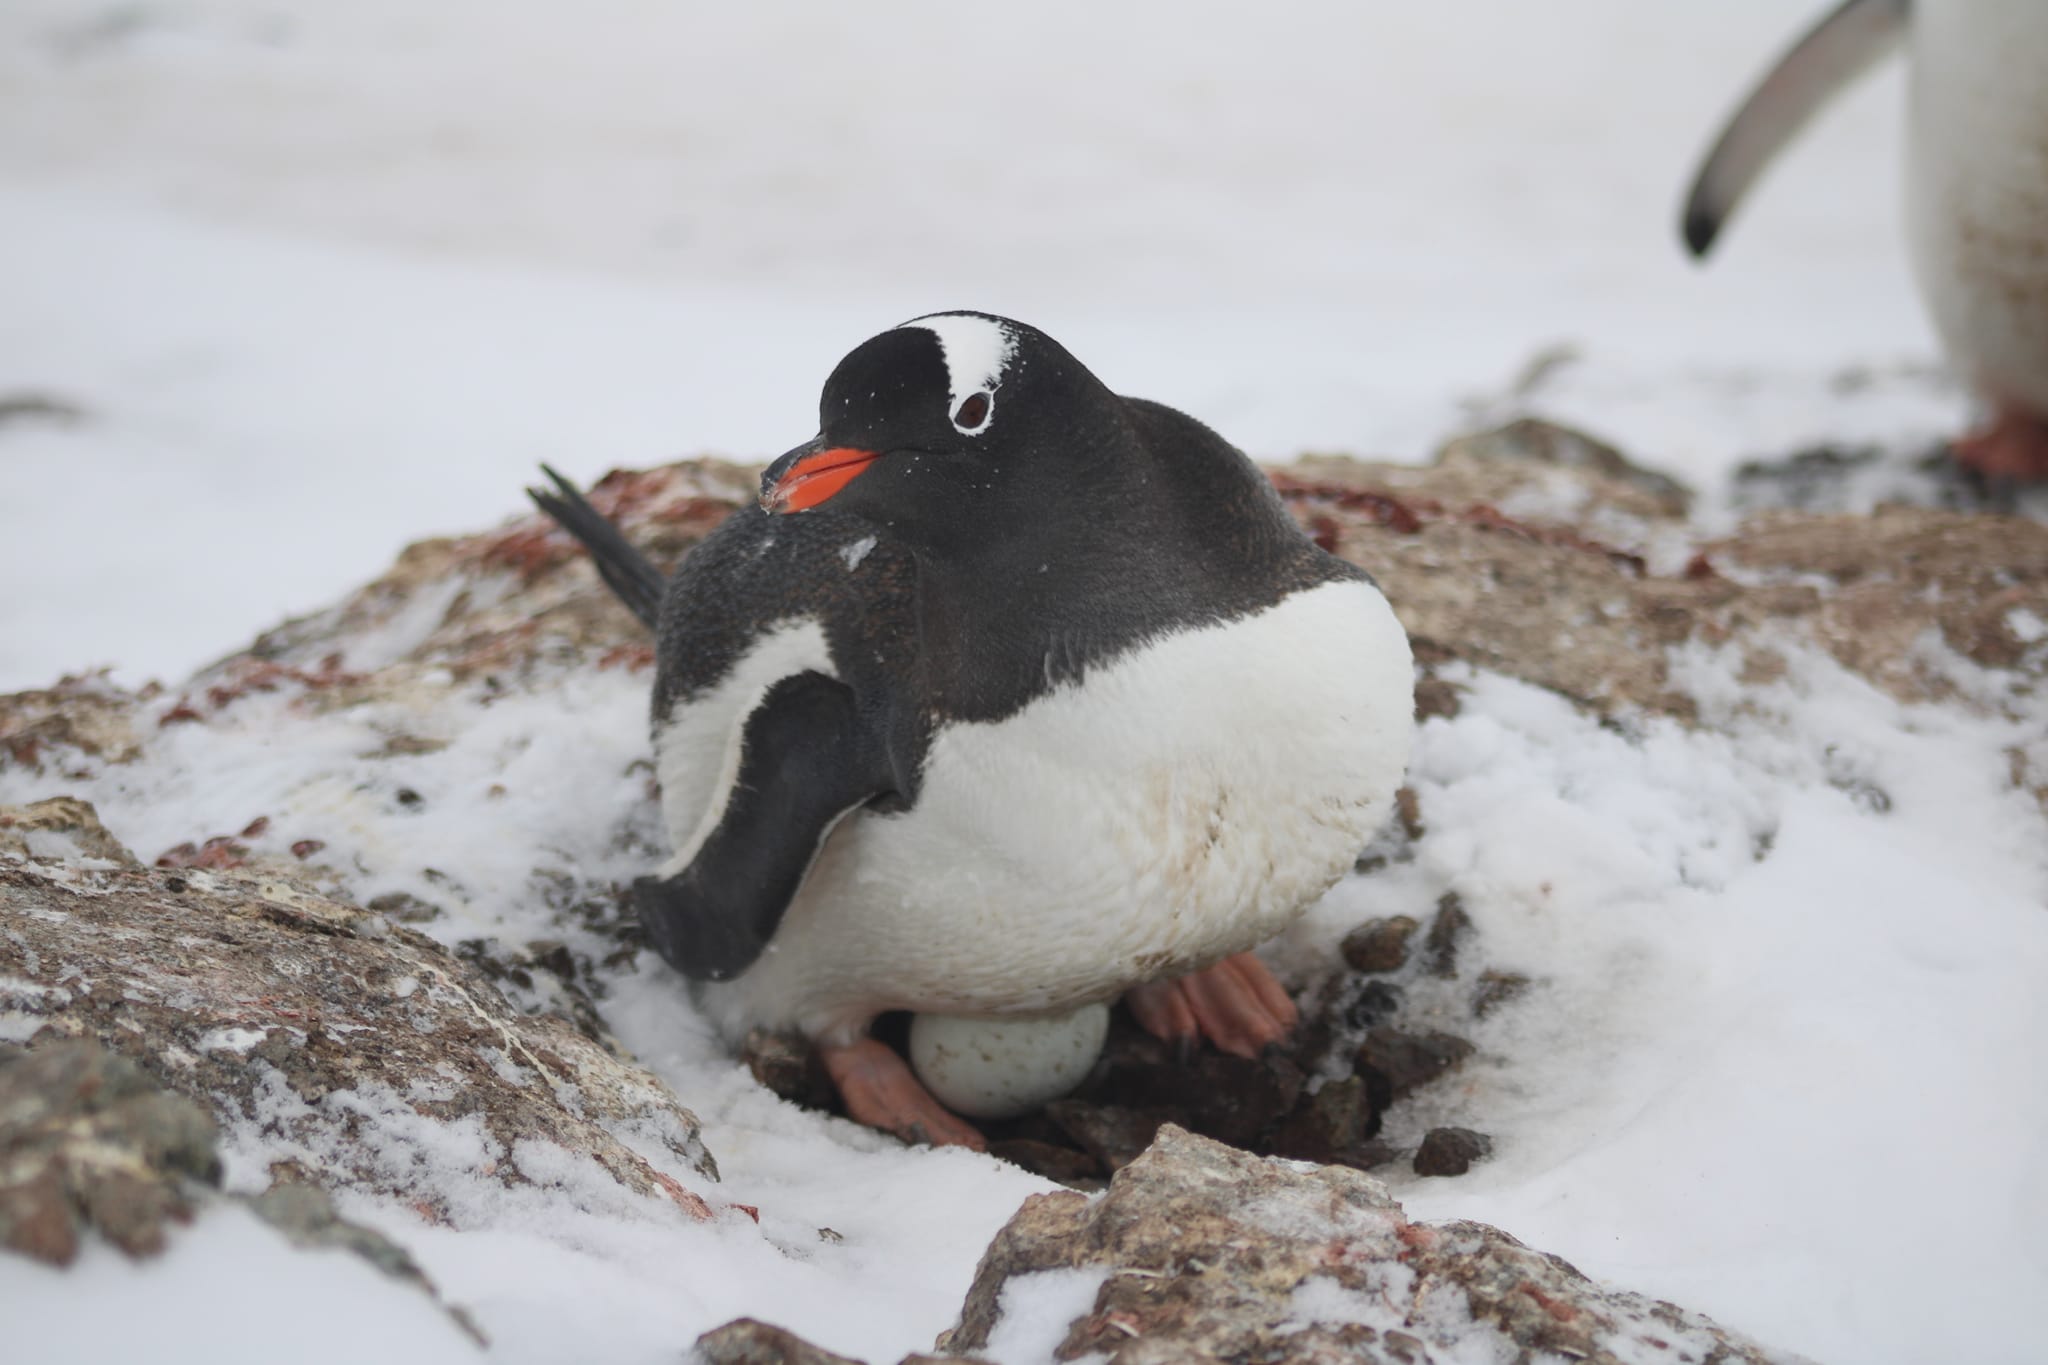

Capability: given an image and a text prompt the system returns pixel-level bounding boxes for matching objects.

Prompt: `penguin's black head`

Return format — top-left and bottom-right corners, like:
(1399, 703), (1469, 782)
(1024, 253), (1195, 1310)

(759, 312), (1126, 551)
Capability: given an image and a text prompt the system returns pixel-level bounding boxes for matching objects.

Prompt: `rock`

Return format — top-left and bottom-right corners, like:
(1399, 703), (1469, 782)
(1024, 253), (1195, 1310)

(941, 1125), (1802, 1364)
(0, 795), (141, 867)
(1263, 1076), (1379, 1168)
(1710, 507), (2048, 690)
(0, 1038), (218, 1264)
(1437, 417), (1695, 518)
(1051, 1031), (1306, 1159)
(1273, 429), (2048, 721)
(242, 1179), (487, 1345)
(0, 392), (88, 427)
(987, 1138), (1105, 1185)
(0, 1037), (485, 1340)
(742, 1029), (835, 1112)
(1339, 916), (1419, 974)
(1356, 1027), (1476, 1103)
(1045, 1101), (1174, 1174)
(1341, 979), (1406, 1033)
(1421, 893), (1471, 978)
(691, 1318), (984, 1365)
(694, 1318), (867, 1365)
(1411, 672), (1463, 721)
(0, 673), (143, 774)
(0, 813), (718, 1222)
(1413, 1127), (1493, 1177)
(1471, 970), (1530, 1019)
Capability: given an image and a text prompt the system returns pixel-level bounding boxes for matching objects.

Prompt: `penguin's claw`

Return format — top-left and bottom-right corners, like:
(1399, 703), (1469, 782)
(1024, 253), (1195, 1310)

(819, 1037), (987, 1151)
(1126, 953), (1298, 1061)
(1953, 408), (2048, 483)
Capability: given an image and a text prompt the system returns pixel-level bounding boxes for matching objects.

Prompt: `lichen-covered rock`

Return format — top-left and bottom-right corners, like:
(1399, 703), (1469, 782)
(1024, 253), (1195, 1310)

(1274, 419), (2048, 720)
(0, 1037), (218, 1264)
(941, 1126), (1807, 1364)
(0, 1036), (486, 1343)
(0, 675), (144, 775)
(0, 799), (717, 1223)
(0, 796), (141, 867)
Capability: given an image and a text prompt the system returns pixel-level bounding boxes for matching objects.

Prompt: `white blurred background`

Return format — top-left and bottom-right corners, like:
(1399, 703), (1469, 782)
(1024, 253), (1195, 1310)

(0, 1), (1952, 689)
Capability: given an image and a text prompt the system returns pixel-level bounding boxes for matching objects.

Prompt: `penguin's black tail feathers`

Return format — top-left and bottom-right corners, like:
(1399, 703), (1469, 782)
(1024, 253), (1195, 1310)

(527, 464), (666, 631)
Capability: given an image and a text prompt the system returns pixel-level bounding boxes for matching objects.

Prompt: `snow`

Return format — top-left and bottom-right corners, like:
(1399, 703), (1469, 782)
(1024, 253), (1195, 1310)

(1319, 654), (2048, 1363)
(979, 1268), (1114, 1365)
(839, 534), (880, 573)
(0, 1203), (482, 1363)
(3, 3), (2045, 1364)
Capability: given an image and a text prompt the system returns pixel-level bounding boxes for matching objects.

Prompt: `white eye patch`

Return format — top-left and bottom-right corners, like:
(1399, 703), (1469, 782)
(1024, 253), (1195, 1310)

(900, 313), (1016, 435)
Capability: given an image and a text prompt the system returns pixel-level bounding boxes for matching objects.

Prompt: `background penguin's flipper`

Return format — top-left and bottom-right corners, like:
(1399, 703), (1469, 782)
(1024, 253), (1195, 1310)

(527, 464), (667, 629)
(1681, 0), (1909, 257)
(633, 671), (895, 982)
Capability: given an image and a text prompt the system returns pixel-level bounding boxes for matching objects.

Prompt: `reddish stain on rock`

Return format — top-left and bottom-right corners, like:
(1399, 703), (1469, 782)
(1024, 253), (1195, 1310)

(476, 524), (575, 581)
(1268, 471), (1648, 574)
(1520, 1282), (1580, 1324)
(155, 836), (251, 871)
(597, 643), (657, 672)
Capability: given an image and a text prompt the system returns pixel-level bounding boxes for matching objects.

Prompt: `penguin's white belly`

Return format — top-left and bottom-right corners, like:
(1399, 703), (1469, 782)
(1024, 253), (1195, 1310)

(695, 577), (1413, 1043)
(1905, 0), (2048, 414)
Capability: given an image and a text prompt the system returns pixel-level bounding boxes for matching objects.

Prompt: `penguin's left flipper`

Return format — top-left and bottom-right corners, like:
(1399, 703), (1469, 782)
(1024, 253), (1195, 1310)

(633, 671), (894, 982)
(1682, 0), (1908, 256)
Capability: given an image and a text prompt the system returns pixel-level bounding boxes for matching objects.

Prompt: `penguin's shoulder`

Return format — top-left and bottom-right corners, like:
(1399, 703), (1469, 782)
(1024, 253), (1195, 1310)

(651, 502), (919, 720)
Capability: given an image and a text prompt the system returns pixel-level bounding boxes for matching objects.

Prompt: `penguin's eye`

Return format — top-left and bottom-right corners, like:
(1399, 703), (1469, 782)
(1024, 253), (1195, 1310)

(952, 391), (992, 433)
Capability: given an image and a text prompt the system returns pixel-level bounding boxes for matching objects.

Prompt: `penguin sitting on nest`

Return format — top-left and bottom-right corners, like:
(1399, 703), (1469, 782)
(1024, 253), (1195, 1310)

(1683, 0), (2048, 481)
(532, 312), (1414, 1149)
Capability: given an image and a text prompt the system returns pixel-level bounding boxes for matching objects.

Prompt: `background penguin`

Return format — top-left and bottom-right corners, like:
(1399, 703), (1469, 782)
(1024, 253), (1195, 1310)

(1682, 0), (2048, 481)
(532, 312), (1414, 1148)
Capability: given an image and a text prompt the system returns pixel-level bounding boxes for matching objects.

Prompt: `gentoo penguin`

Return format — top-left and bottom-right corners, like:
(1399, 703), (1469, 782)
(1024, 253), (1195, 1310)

(531, 312), (1414, 1148)
(1683, 0), (2048, 480)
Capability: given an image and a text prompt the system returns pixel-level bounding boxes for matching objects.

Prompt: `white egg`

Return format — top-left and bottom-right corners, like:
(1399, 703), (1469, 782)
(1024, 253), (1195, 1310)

(907, 1003), (1111, 1120)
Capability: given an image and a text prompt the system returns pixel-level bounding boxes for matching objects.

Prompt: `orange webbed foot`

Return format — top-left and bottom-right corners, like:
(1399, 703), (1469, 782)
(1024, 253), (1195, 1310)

(1124, 951), (1298, 1060)
(818, 1037), (987, 1150)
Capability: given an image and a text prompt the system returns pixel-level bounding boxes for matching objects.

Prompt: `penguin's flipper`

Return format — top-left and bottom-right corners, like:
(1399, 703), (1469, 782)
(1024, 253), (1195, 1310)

(527, 464), (667, 630)
(633, 671), (893, 982)
(1682, 0), (1908, 257)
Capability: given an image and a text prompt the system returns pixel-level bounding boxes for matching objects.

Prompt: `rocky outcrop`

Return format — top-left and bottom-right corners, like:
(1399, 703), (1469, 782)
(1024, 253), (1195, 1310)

(0, 1036), (219, 1264)
(942, 1127), (1804, 1363)
(1276, 425), (2048, 721)
(941, 1125), (1802, 1364)
(688, 1125), (1803, 1365)
(0, 797), (716, 1223)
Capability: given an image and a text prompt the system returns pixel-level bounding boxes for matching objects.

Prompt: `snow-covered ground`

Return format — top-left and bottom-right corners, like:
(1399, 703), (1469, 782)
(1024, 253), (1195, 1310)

(5, 3), (2043, 1364)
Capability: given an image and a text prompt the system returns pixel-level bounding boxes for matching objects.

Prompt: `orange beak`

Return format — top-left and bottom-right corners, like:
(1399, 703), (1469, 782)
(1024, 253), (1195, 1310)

(761, 445), (881, 514)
